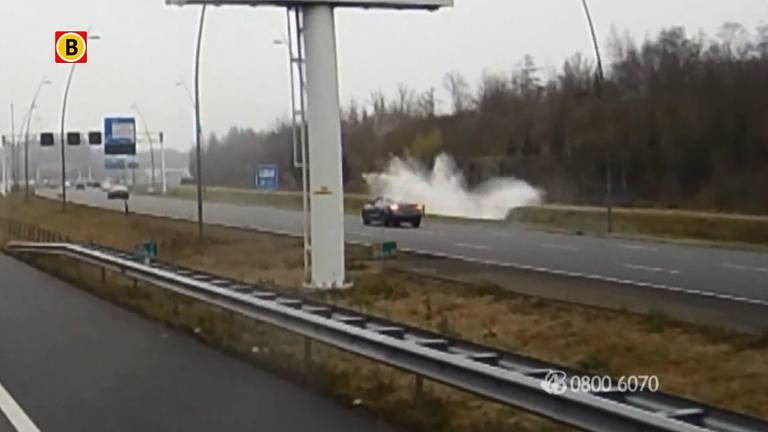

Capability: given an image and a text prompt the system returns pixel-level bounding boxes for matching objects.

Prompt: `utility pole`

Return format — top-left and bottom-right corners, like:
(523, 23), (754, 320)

(194, 4), (208, 240)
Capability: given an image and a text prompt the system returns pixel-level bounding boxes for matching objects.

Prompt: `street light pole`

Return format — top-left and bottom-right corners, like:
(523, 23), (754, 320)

(194, 4), (208, 240)
(59, 32), (100, 212)
(24, 78), (52, 200)
(579, 0), (612, 233)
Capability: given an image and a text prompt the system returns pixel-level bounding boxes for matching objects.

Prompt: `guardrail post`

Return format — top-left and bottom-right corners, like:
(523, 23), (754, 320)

(413, 375), (423, 405)
(304, 337), (312, 380)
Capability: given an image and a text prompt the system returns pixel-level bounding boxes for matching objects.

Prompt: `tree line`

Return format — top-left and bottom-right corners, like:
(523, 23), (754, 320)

(194, 22), (768, 213)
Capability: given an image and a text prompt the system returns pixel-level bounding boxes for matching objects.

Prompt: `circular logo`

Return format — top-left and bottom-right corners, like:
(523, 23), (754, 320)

(56, 32), (87, 63)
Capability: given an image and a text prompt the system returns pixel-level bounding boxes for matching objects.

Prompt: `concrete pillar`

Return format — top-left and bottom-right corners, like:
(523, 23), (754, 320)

(303, 5), (346, 289)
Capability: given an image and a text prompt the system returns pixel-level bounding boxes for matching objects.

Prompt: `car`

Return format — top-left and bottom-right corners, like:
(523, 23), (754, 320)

(101, 181), (113, 192)
(107, 185), (130, 200)
(361, 197), (424, 228)
(75, 183), (86, 190)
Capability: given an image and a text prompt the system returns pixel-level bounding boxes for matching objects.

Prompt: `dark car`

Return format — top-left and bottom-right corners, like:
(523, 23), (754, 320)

(75, 183), (86, 190)
(107, 185), (130, 200)
(362, 197), (424, 228)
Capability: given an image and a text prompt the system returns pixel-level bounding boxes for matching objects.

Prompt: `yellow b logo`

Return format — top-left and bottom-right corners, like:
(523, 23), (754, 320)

(55, 32), (88, 63)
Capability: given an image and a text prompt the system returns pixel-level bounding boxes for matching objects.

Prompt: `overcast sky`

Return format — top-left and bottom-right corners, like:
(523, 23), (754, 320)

(1, 0), (765, 152)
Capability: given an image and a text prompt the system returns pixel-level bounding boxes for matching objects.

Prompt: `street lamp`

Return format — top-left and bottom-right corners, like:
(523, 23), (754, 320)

(129, 103), (157, 190)
(24, 78), (52, 199)
(191, 5), (208, 240)
(59, 31), (101, 212)
(175, 80), (195, 107)
(578, 0), (612, 233)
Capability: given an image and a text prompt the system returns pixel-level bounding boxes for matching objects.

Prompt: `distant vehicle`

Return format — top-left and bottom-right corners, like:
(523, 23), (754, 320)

(64, 181), (72, 188)
(87, 181), (100, 188)
(362, 197), (424, 228)
(180, 177), (195, 185)
(107, 185), (129, 200)
(101, 181), (112, 192)
(75, 183), (86, 190)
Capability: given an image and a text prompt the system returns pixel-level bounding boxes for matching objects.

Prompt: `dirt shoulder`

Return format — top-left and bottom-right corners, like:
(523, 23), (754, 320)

(2, 194), (767, 429)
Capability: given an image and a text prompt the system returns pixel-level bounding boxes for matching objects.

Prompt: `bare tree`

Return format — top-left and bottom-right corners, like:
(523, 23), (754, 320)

(416, 87), (438, 117)
(443, 71), (471, 114)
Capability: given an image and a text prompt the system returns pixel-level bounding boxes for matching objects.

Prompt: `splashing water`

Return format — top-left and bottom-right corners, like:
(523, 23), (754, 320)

(363, 153), (543, 220)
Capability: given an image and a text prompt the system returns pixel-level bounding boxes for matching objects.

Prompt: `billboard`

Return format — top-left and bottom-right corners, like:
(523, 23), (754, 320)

(167, 0), (452, 8)
(255, 164), (279, 190)
(104, 117), (136, 155)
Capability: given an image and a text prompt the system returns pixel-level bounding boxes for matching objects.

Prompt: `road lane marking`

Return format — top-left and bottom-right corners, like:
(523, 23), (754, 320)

(723, 263), (768, 273)
(618, 243), (658, 252)
(455, 243), (490, 250)
(541, 243), (579, 252)
(622, 263), (680, 275)
(0, 379), (40, 432)
(351, 231), (372, 237)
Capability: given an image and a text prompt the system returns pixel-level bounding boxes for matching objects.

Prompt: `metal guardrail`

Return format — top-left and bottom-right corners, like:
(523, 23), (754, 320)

(6, 241), (768, 432)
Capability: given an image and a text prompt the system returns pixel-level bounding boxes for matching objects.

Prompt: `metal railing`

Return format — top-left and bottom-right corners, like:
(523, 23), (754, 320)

(6, 240), (768, 432)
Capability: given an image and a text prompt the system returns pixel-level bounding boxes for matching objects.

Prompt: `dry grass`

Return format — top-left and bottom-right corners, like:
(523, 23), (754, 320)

(2, 193), (768, 430)
(509, 205), (768, 246)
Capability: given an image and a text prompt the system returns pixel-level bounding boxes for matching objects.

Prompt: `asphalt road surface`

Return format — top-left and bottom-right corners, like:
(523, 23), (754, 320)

(0, 253), (401, 432)
(39, 188), (768, 304)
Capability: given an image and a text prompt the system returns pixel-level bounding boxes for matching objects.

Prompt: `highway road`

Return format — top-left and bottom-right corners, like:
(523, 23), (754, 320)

(39, 188), (768, 304)
(0, 253), (401, 432)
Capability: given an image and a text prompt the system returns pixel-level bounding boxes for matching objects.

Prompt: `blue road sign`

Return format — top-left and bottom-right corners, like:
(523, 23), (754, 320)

(104, 117), (136, 155)
(255, 164), (279, 190)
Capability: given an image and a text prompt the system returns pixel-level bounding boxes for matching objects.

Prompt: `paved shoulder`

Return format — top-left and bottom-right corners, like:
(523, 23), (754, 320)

(0, 254), (399, 432)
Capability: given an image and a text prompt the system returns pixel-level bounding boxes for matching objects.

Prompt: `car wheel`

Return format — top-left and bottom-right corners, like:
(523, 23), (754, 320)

(363, 217), (371, 226)
(412, 218), (421, 228)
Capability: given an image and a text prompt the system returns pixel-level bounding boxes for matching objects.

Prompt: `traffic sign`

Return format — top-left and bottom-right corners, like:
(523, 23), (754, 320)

(104, 117), (137, 155)
(255, 164), (279, 190)
(40, 133), (55, 147)
(55, 31), (88, 64)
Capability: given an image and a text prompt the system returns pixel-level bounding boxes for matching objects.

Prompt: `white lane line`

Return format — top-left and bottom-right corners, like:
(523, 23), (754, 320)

(622, 263), (680, 275)
(455, 243), (490, 251)
(618, 243), (658, 252)
(541, 243), (579, 252)
(723, 263), (768, 273)
(351, 231), (372, 237)
(399, 247), (768, 307)
(0, 379), (40, 432)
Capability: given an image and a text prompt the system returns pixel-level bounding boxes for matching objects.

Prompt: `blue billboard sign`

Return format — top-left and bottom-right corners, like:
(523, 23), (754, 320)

(105, 157), (127, 170)
(104, 117), (136, 155)
(255, 164), (279, 190)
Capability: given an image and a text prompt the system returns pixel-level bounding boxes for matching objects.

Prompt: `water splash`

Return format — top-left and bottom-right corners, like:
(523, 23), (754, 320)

(363, 153), (543, 220)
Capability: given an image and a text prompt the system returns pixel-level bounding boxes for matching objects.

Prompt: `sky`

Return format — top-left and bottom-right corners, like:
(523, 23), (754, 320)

(1, 0), (766, 152)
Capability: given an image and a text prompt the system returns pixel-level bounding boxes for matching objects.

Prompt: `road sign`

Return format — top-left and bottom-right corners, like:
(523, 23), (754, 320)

(55, 31), (88, 63)
(67, 132), (81, 146)
(88, 131), (102, 145)
(105, 157), (127, 170)
(40, 133), (55, 147)
(167, 0), (451, 8)
(255, 164), (279, 190)
(104, 117), (136, 155)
